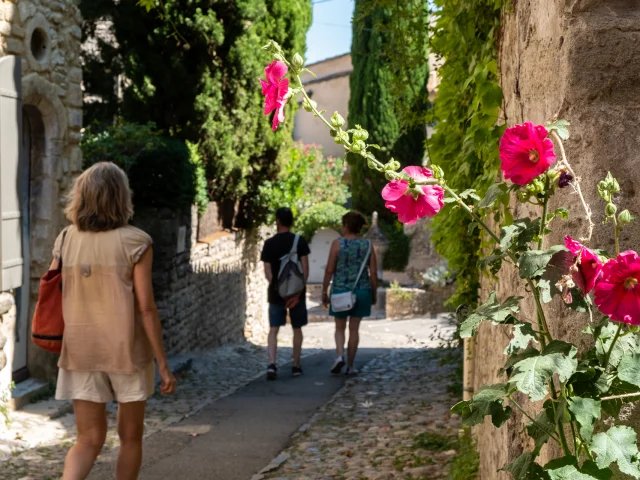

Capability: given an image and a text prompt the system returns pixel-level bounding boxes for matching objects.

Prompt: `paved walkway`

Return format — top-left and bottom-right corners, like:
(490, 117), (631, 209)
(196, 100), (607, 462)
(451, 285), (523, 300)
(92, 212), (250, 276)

(0, 315), (456, 480)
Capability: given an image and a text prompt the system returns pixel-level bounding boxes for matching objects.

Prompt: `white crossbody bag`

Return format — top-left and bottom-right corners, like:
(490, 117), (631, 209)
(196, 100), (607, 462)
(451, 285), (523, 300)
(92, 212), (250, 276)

(330, 240), (371, 313)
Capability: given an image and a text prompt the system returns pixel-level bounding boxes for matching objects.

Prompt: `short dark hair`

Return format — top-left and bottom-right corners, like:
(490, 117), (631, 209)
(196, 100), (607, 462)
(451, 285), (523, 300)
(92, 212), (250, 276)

(276, 207), (294, 227)
(342, 211), (368, 235)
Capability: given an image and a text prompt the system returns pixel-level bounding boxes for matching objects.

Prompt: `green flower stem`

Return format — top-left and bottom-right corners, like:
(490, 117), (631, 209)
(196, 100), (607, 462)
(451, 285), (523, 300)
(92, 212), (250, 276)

(603, 323), (623, 370)
(508, 395), (562, 444)
(546, 391), (573, 456)
(538, 186), (550, 250)
(550, 131), (595, 242)
(293, 74), (387, 172)
(613, 214), (620, 256)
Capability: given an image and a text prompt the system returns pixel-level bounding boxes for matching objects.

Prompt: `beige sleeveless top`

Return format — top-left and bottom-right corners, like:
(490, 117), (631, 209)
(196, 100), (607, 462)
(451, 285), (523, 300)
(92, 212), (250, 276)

(52, 225), (154, 374)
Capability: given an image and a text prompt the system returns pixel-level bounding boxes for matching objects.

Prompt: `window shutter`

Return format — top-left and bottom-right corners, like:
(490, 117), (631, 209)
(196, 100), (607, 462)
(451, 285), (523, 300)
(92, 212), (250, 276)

(0, 56), (23, 291)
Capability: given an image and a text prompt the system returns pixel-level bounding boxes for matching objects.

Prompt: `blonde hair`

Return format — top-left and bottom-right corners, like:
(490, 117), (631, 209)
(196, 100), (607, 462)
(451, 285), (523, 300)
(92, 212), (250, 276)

(65, 162), (134, 232)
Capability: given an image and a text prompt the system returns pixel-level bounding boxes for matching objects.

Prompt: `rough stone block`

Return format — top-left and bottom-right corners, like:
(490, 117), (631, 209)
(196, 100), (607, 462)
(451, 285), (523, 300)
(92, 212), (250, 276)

(7, 38), (25, 56)
(0, 293), (14, 316)
(68, 108), (82, 129)
(0, 20), (12, 36)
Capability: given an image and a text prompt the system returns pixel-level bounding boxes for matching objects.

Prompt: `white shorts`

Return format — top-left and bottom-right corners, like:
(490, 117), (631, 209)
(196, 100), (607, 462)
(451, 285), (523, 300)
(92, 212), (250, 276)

(55, 362), (155, 403)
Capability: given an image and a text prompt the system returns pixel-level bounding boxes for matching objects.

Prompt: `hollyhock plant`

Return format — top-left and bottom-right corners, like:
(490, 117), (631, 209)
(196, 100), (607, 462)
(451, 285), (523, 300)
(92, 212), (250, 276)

(260, 61), (289, 131)
(382, 166), (444, 225)
(564, 235), (603, 294)
(499, 122), (556, 185)
(595, 250), (640, 325)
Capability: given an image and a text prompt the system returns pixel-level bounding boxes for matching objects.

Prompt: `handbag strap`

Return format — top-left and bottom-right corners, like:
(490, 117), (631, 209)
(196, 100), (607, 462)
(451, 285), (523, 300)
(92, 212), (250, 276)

(350, 240), (371, 292)
(57, 228), (69, 270)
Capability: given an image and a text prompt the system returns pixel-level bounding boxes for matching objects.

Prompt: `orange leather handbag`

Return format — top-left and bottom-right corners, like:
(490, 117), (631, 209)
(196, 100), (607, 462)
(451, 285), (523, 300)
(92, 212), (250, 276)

(31, 229), (67, 353)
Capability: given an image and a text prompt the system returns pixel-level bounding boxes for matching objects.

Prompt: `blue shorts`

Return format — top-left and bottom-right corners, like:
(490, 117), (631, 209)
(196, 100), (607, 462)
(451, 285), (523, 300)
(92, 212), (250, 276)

(329, 289), (372, 319)
(269, 297), (308, 329)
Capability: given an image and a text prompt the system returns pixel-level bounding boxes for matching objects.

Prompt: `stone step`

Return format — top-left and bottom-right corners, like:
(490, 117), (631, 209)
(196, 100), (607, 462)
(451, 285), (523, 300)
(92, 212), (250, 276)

(10, 378), (54, 411)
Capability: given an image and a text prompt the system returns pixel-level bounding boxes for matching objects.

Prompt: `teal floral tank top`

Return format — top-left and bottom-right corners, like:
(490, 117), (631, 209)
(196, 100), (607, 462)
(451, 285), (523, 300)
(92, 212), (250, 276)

(332, 238), (371, 292)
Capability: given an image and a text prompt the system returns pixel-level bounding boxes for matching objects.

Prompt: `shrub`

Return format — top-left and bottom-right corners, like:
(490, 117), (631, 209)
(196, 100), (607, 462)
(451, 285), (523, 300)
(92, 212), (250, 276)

(82, 123), (208, 213)
(380, 220), (411, 271)
(295, 202), (348, 242)
(260, 143), (349, 223)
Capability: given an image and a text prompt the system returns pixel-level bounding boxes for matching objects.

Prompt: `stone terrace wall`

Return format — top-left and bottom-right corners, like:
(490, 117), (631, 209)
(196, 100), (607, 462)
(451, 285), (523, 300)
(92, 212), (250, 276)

(133, 207), (270, 353)
(470, 2), (640, 478)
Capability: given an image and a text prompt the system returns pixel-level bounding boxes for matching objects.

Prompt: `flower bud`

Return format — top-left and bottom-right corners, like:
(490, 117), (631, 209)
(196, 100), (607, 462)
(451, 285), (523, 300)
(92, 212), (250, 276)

(303, 98), (317, 112)
(334, 130), (349, 145)
(605, 203), (617, 216)
(351, 140), (366, 153)
(546, 168), (561, 184)
(352, 125), (369, 142)
(619, 209), (635, 225)
(330, 112), (345, 128)
(273, 53), (285, 62)
(385, 159), (401, 172)
(292, 53), (304, 69)
(517, 191), (530, 203)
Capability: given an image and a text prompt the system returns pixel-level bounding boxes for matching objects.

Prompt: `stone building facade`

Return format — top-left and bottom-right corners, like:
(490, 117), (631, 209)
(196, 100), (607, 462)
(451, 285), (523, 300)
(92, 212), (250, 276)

(0, 0), (83, 393)
(465, 2), (640, 478)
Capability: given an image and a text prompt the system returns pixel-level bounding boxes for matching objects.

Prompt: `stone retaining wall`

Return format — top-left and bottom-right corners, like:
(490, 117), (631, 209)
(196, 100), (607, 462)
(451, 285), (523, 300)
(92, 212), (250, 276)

(386, 285), (455, 320)
(0, 293), (15, 395)
(133, 207), (271, 353)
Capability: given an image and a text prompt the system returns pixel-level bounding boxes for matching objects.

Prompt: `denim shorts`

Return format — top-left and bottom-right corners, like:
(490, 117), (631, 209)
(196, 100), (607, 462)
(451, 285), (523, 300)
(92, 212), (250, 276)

(269, 297), (308, 329)
(329, 288), (372, 319)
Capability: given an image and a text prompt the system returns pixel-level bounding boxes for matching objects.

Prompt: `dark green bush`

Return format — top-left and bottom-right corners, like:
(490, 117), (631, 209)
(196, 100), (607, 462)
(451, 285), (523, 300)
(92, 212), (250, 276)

(380, 220), (411, 272)
(295, 202), (349, 242)
(82, 123), (208, 213)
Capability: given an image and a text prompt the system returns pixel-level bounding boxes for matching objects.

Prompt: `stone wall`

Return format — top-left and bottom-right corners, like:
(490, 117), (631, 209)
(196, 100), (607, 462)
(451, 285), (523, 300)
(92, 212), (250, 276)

(470, 2), (640, 478)
(133, 207), (271, 353)
(0, 0), (83, 380)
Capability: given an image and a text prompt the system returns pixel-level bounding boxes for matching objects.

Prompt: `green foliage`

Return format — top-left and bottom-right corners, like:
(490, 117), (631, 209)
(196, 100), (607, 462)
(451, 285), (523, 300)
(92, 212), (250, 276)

(448, 429), (480, 480)
(294, 202), (348, 242)
(0, 382), (14, 426)
(81, 0), (312, 227)
(186, 141), (210, 215)
(348, 0), (428, 222)
(428, 0), (506, 308)
(259, 143), (349, 223)
(590, 426), (640, 477)
(379, 220), (411, 272)
(82, 123), (206, 213)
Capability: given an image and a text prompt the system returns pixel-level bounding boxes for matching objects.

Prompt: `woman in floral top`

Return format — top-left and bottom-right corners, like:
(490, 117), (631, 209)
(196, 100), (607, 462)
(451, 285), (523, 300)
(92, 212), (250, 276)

(322, 211), (378, 375)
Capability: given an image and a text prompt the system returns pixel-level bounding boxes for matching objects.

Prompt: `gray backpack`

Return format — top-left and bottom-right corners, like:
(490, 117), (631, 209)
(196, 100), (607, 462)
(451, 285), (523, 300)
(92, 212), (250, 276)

(277, 235), (305, 299)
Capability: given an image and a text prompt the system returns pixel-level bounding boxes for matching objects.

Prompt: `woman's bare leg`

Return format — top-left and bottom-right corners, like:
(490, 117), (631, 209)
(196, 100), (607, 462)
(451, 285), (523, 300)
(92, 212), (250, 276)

(347, 317), (362, 368)
(116, 401), (146, 480)
(334, 318), (347, 358)
(62, 400), (107, 480)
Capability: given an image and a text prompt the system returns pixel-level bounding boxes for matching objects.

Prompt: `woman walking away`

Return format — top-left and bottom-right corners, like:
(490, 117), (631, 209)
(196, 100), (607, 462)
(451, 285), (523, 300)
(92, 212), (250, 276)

(322, 211), (377, 375)
(53, 162), (176, 480)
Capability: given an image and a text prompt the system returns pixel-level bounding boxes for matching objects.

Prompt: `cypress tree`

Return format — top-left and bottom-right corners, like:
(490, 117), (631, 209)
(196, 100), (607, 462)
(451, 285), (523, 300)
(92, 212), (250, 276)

(81, 0), (312, 226)
(348, 0), (429, 222)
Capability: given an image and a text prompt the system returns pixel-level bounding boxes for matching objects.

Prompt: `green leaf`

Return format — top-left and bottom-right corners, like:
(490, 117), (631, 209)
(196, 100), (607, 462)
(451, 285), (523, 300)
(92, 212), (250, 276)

(502, 347), (541, 376)
(500, 218), (541, 252)
(618, 354), (640, 386)
(590, 426), (640, 478)
(460, 189), (481, 201)
(451, 383), (512, 427)
(459, 293), (522, 338)
(478, 182), (508, 209)
(547, 119), (570, 141)
(509, 341), (578, 401)
(136, 0), (156, 12)
(539, 279), (554, 304)
(567, 397), (601, 442)
(505, 323), (539, 354)
(519, 246), (567, 279)
(526, 410), (556, 454)
(595, 323), (637, 368)
(501, 452), (548, 480)
(468, 222), (478, 235)
(546, 463), (610, 480)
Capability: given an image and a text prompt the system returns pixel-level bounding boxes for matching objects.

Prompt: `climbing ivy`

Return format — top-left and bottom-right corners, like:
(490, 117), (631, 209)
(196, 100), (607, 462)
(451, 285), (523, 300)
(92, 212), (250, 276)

(428, 0), (506, 308)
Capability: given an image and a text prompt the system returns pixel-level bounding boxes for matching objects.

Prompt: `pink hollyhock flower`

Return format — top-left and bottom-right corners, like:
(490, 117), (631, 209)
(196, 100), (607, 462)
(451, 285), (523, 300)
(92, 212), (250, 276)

(260, 61), (289, 131)
(595, 251), (640, 325)
(499, 122), (556, 185)
(565, 236), (603, 295)
(382, 166), (444, 225)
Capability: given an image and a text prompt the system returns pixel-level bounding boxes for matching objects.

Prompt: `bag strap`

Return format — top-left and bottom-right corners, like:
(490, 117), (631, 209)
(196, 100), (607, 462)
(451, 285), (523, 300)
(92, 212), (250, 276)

(58, 228), (69, 270)
(289, 234), (300, 256)
(351, 240), (371, 292)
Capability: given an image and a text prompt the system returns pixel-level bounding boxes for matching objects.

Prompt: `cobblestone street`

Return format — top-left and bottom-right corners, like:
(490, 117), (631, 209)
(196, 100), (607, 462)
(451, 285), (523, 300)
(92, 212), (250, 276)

(0, 315), (461, 480)
(257, 348), (460, 480)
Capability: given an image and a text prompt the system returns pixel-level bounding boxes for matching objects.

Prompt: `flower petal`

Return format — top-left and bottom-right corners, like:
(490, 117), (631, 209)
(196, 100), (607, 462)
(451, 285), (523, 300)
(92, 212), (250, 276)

(265, 61), (288, 84)
(382, 180), (409, 201)
(402, 166), (433, 183)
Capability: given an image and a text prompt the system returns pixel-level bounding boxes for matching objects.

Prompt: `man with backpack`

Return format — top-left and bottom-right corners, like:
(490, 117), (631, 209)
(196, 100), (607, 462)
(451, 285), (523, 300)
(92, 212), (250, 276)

(261, 207), (310, 380)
